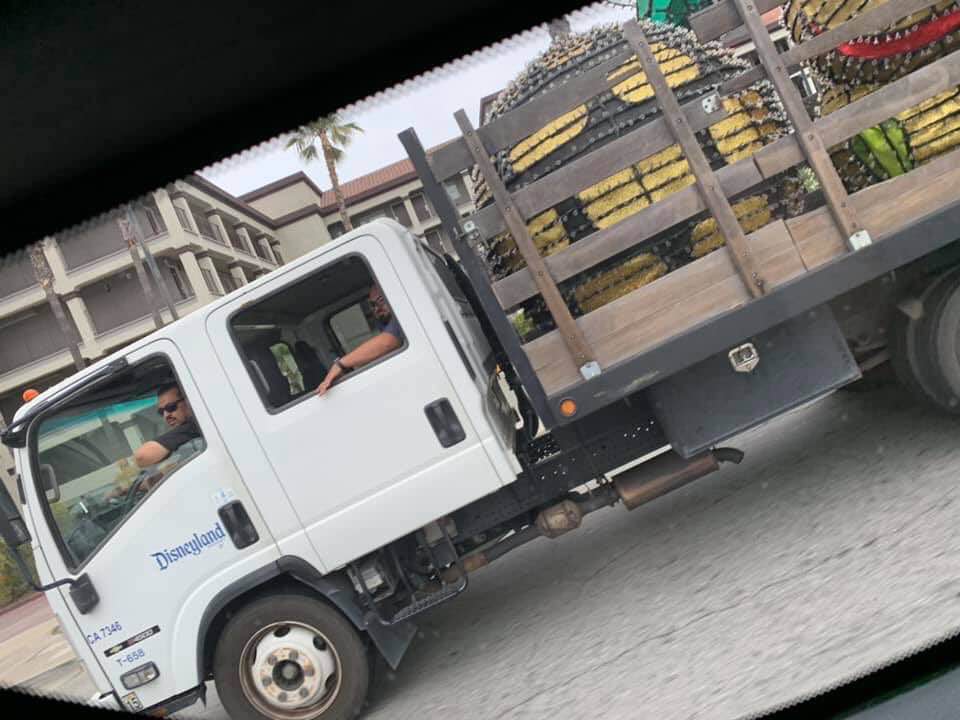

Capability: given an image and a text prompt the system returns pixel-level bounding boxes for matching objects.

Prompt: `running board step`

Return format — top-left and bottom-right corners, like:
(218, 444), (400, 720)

(385, 574), (468, 624)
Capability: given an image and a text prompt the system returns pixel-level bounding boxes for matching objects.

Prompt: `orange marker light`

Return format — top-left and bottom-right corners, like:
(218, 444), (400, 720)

(22, 388), (39, 402)
(559, 398), (577, 417)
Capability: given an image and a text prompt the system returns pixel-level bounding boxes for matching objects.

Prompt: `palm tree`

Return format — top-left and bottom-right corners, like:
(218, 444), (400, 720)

(286, 115), (363, 232)
(28, 240), (86, 372)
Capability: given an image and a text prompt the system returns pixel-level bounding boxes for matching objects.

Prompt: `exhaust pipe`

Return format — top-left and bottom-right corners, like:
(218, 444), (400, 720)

(613, 448), (743, 511)
(442, 447), (743, 582)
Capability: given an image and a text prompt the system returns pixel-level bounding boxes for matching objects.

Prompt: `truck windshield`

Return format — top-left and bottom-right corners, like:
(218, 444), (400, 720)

(30, 358), (206, 569)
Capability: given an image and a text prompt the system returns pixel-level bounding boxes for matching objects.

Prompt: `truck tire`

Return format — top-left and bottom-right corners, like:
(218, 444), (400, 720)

(923, 271), (960, 412)
(891, 268), (960, 413)
(213, 592), (370, 720)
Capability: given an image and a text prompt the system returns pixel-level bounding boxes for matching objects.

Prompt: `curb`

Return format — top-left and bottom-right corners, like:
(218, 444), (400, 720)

(0, 593), (43, 618)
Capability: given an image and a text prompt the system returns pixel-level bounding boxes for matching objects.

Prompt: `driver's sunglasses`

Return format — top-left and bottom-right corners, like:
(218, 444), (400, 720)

(157, 399), (182, 416)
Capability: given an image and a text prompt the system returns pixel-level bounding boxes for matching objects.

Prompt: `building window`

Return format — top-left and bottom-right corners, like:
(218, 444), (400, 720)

(391, 202), (412, 227)
(144, 205), (165, 236)
(443, 176), (468, 205)
(444, 182), (462, 204)
(410, 193), (432, 222)
(218, 270), (236, 293)
(194, 212), (215, 239)
(165, 262), (190, 300)
(174, 206), (194, 232)
(200, 268), (220, 295)
(328, 221), (345, 239)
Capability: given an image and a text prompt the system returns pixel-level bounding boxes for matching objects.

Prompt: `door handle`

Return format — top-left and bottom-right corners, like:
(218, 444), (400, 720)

(217, 500), (260, 550)
(424, 398), (466, 448)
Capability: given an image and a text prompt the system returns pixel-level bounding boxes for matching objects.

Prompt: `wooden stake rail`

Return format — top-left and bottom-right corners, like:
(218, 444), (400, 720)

(401, 5), (960, 402)
(733, 0), (866, 251)
(623, 21), (766, 298)
(454, 110), (601, 379)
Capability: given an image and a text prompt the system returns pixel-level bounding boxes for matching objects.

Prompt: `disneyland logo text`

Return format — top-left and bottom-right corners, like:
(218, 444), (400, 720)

(150, 523), (227, 571)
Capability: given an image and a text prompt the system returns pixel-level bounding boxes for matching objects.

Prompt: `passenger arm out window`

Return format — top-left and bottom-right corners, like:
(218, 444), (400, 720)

(229, 254), (407, 410)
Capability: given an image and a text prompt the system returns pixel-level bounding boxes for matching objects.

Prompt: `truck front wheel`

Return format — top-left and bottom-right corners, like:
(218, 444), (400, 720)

(213, 592), (371, 720)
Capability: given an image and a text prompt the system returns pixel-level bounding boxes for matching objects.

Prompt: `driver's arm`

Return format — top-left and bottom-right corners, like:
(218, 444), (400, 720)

(134, 441), (172, 468)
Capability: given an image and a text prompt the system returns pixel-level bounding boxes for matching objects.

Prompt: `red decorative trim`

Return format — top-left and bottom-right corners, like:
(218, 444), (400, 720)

(835, 10), (960, 60)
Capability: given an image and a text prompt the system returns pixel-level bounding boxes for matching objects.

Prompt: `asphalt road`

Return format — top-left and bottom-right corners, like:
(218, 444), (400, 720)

(14, 382), (960, 719)
(333, 385), (960, 720)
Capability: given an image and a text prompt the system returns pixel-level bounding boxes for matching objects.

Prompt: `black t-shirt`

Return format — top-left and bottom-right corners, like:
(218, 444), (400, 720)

(155, 418), (202, 453)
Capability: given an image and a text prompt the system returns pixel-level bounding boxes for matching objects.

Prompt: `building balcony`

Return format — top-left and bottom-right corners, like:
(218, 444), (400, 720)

(62, 232), (176, 292)
(0, 346), (89, 396)
(95, 296), (202, 354)
(0, 285), (46, 321)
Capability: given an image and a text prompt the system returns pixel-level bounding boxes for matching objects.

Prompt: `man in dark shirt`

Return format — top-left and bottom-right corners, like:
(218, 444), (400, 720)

(315, 283), (405, 396)
(133, 382), (202, 468)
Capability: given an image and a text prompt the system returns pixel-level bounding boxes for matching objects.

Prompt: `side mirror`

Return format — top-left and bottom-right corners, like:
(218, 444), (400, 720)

(0, 478), (30, 548)
(39, 464), (60, 504)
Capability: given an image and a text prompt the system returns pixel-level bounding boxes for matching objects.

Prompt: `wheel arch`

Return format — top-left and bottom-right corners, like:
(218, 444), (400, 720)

(196, 555), (417, 682)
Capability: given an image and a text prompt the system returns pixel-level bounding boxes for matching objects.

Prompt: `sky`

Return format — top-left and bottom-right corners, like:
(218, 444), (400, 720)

(199, 2), (638, 198)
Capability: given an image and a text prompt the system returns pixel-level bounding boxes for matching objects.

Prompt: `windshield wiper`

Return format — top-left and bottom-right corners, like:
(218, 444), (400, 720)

(0, 358), (129, 449)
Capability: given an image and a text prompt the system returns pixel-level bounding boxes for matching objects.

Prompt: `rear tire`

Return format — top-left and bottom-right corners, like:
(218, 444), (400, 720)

(926, 272), (960, 411)
(891, 268), (960, 413)
(213, 591), (370, 720)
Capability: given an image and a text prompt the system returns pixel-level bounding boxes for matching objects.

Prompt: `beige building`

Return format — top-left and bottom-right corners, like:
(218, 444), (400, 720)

(0, 179), (291, 484)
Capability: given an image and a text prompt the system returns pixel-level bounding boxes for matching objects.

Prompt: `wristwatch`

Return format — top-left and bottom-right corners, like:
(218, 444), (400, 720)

(334, 357), (350, 373)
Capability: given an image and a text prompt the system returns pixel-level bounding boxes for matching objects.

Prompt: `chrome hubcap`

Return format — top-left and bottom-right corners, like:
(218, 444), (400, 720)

(240, 623), (340, 718)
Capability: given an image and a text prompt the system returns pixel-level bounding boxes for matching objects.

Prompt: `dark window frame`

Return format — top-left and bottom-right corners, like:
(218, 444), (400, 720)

(226, 251), (409, 415)
(174, 205), (194, 232)
(200, 267), (220, 295)
(166, 262), (189, 300)
(143, 204), (165, 236)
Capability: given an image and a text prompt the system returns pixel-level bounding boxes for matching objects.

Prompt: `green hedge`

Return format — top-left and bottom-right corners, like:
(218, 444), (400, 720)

(0, 543), (37, 607)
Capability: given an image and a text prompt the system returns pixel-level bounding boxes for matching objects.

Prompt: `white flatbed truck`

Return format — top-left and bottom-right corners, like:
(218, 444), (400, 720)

(3, 7), (960, 719)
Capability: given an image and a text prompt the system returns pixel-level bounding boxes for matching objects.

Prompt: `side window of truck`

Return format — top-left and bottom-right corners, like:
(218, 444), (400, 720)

(229, 254), (406, 410)
(31, 355), (206, 571)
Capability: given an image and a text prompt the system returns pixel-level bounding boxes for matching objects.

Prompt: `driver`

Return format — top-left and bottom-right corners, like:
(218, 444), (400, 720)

(133, 382), (202, 468)
(105, 383), (202, 501)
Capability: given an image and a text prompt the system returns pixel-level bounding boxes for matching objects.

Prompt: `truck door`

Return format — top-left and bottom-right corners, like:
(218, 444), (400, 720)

(21, 340), (278, 711)
(206, 232), (504, 571)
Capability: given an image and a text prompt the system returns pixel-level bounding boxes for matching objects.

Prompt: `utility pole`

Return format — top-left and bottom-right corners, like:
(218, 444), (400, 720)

(124, 203), (179, 321)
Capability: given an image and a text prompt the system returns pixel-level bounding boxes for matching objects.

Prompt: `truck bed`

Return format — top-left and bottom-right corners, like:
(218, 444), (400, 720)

(400, 0), (960, 428)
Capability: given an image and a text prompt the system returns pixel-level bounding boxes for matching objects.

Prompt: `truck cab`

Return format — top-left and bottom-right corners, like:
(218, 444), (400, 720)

(0, 219), (524, 718)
